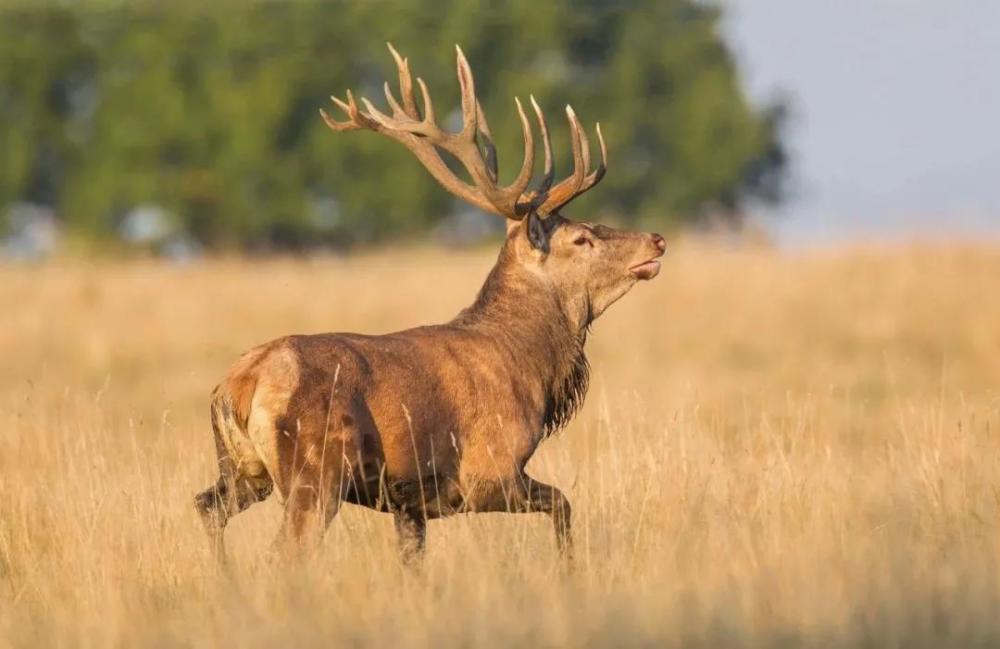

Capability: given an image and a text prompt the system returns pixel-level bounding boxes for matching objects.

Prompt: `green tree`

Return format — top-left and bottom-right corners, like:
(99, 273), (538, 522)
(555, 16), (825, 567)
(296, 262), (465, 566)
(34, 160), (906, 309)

(0, 0), (788, 249)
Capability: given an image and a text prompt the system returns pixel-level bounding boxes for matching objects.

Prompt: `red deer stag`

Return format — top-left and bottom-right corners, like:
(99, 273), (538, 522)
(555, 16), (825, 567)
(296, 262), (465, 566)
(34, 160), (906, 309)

(195, 44), (665, 563)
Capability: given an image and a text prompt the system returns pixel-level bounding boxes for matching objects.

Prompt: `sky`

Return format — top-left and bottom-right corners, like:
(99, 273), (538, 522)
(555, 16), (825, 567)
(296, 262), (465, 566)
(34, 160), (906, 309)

(719, 0), (1000, 244)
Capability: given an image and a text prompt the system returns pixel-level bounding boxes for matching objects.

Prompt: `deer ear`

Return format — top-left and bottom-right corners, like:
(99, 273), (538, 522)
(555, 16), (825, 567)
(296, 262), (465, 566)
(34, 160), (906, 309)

(526, 211), (556, 253)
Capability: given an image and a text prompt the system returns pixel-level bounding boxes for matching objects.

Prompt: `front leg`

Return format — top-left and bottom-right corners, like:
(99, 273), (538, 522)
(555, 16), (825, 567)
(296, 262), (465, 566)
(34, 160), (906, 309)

(393, 508), (426, 565)
(466, 474), (573, 561)
(523, 477), (573, 560)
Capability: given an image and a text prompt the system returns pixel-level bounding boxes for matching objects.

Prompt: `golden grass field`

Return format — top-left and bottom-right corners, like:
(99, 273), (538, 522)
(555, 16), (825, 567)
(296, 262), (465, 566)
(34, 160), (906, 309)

(1, 241), (999, 647)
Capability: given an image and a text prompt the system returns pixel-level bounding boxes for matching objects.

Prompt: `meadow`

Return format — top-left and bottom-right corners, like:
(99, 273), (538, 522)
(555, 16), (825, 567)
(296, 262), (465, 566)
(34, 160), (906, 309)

(1, 240), (998, 647)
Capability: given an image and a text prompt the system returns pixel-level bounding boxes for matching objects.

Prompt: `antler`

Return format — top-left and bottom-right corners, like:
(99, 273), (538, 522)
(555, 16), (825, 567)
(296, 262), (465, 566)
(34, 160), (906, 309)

(533, 107), (608, 214)
(320, 43), (607, 219)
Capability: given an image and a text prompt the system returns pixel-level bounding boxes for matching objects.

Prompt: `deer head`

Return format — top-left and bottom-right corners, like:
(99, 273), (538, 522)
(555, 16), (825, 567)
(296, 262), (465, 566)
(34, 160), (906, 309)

(321, 44), (665, 328)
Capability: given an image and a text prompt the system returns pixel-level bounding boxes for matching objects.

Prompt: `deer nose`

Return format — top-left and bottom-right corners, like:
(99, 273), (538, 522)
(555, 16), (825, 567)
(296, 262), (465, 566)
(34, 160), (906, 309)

(651, 233), (666, 254)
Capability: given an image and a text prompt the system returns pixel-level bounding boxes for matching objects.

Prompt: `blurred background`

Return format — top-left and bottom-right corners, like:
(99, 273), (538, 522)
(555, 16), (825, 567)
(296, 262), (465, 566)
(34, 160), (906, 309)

(724, 0), (1000, 245)
(3, 0), (995, 259)
(0, 0), (777, 258)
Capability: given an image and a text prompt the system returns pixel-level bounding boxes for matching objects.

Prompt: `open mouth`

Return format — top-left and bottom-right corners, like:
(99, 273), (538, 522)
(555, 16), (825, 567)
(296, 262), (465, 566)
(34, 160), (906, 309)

(629, 259), (661, 280)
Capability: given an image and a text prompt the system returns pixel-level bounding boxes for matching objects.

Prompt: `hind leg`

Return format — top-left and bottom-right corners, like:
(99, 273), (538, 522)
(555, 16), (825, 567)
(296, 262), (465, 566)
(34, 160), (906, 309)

(194, 428), (273, 564)
(274, 475), (342, 557)
(194, 474), (272, 564)
(272, 403), (363, 556)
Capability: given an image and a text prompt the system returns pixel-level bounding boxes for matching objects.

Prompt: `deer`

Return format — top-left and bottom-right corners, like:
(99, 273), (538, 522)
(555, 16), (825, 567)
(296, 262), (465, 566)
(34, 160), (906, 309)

(194, 44), (666, 565)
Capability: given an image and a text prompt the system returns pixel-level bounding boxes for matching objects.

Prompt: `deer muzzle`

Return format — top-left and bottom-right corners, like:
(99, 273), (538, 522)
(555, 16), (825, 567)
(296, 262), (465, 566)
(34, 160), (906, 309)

(629, 233), (666, 280)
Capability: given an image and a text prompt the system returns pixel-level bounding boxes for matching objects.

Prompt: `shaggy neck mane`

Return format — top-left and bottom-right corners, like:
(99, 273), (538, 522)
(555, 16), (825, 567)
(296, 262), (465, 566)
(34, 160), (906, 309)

(452, 244), (590, 436)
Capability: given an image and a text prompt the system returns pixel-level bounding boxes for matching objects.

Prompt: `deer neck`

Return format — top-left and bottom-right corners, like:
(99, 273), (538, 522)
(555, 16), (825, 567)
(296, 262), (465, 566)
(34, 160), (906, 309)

(453, 249), (591, 434)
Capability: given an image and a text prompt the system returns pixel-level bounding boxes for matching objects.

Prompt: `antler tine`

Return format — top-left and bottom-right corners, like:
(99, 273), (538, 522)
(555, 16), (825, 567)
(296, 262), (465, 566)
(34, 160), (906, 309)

(566, 106), (588, 195)
(520, 95), (555, 211)
(532, 96), (555, 190)
(361, 96), (435, 138)
(476, 100), (498, 183)
(564, 123), (607, 201)
(415, 78), (436, 127)
(320, 90), (366, 131)
(576, 111), (591, 174)
(319, 107), (356, 131)
(454, 45), (479, 142)
(456, 48), (528, 192)
(591, 123), (608, 185)
(386, 42), (420, 119)
(503, 97), (535, 209)
(383, 82), (408, 119)
(537, 105), (609, 214)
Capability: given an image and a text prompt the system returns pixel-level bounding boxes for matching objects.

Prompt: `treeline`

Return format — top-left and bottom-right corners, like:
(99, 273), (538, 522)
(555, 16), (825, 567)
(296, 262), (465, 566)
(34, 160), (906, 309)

(0, 1), (788, 250)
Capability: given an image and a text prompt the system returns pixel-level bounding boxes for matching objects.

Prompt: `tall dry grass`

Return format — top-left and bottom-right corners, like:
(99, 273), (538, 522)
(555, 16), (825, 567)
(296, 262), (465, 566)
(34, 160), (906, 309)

(0, 241), (998, 647)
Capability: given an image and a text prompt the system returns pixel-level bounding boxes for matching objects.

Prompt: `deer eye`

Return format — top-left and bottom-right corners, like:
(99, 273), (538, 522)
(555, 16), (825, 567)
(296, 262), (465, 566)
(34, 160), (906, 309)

(573, 235), (593, 247)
